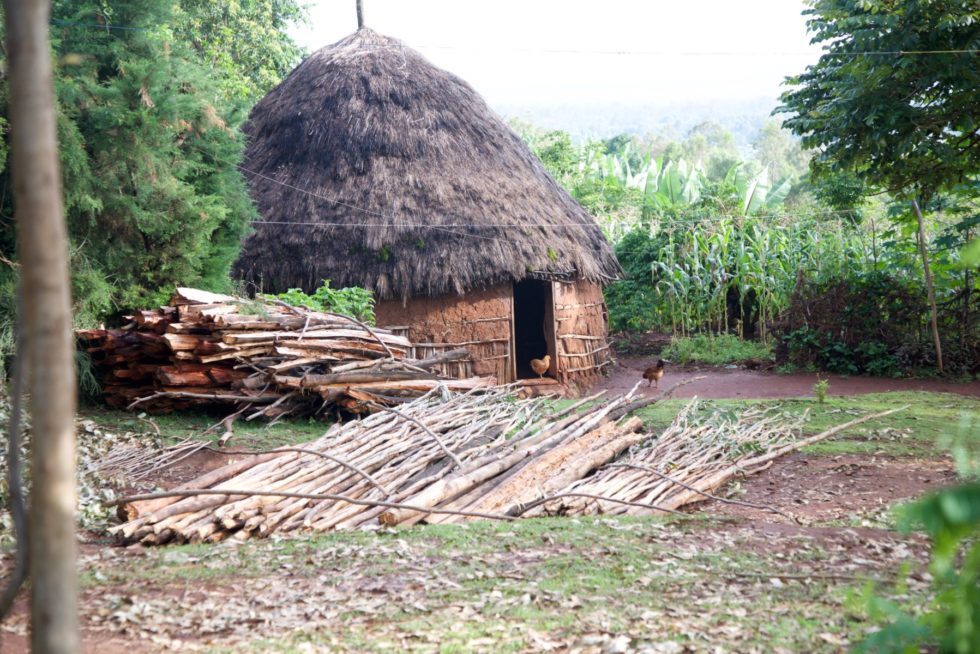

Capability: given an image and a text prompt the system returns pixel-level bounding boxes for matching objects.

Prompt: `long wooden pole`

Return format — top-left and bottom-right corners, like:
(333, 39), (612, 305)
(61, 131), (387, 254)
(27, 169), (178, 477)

(356, 0), (365, 29)
(912, 198), (944, 374)
(3, 0), (79, 651)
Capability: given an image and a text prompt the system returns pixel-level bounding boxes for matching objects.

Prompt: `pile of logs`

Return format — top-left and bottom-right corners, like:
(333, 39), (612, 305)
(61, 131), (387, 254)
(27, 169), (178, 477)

(77, 288), (491, 418)
(111, 385), (649, 544)
(108, 384), (906, 545)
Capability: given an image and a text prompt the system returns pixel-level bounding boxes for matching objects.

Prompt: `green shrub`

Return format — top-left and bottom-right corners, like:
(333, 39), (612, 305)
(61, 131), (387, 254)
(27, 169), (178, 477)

(661, 334), (772, 366)
(775, 271), (977, 376)
(812, 376), (829, 403)
(855, 483), (980, 654)
(268, 280), (376, 325)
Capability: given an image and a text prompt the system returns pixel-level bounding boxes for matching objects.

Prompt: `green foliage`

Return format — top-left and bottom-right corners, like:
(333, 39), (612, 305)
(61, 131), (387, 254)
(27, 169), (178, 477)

(606, 212), (874, 338)
(661, 334), (772, 366)
(783, 328), (905, 377)
(778, 0), (980, 199)
(776, 267), (977, 376)
(0, 0), (305, 358)
(175, 0), (307, 104)
(810, 169), (868, 223)
(269, 281), (376, 325)
(812, 376), (829, 404)
(603, 227), (667, 331)
(751, 119), (812, 183)
(856, 483), (980, 654)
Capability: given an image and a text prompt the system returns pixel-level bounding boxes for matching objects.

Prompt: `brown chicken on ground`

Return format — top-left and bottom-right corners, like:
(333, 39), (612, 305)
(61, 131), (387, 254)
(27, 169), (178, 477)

(643, 359), (666, 387)
(530, 354), (551, 378)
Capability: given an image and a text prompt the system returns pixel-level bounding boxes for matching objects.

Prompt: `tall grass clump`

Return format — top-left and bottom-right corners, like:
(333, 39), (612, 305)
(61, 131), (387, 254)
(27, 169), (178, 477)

(662, 334), (773, 366)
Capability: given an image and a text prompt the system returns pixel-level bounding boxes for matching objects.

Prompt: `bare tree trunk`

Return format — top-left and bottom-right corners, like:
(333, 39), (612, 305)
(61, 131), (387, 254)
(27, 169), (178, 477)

(4, 0), (79, 652)
(963, 228), (972, 351)
(912, 198), (944, 374)
(356, 0), (365, 29)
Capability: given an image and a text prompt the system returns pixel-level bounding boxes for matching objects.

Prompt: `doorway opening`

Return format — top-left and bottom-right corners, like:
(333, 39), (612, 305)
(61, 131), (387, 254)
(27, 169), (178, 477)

(513, 280), (554, 379)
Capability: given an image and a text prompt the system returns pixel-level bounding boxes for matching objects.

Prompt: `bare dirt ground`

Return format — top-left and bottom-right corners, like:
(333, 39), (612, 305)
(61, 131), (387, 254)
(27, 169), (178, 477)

(602, 357), (980, 399)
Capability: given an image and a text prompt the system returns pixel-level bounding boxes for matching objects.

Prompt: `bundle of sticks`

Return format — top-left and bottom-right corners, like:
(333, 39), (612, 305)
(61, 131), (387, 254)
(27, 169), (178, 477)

(77, 287), (491, 419)
(110, 384), (655, 544)
(526, 400), (906, 518)
(108, 385), (906, 545)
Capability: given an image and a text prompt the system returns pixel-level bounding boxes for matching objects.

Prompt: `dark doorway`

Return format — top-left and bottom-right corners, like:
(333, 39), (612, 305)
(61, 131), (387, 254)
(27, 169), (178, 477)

(513, 280), (554, 379)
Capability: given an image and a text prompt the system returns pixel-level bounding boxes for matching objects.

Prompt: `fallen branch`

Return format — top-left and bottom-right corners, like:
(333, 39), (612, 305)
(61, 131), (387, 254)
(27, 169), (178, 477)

(128, 391), (279, 409)
(606, 462), (799, 523)
(508, 492), (684, 517)
(607, 376), (705, 421)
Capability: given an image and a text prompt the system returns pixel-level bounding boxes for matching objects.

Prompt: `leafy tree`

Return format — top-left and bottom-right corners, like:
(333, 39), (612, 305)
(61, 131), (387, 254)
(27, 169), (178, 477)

(681, 121), (741, 181)
(777, 0), (980, 373)
(176, 0), (307, 104)
(0, 0), (305, 322)
(751, 119), (810, 183)
(779, 0), (980, 194)
(809, 169), (869, 223)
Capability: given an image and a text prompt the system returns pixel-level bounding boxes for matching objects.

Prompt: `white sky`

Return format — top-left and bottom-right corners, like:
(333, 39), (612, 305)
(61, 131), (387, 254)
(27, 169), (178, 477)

(290, 0), (823, 106)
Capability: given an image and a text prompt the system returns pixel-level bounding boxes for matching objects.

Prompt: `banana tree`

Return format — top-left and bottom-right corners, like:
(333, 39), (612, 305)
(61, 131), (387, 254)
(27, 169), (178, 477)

(726, 163), (793, 216)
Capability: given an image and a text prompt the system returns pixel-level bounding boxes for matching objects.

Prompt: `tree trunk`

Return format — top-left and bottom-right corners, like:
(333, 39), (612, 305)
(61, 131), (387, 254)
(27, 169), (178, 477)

(912, 198), (944, 374)
(4, 0), (80, 652)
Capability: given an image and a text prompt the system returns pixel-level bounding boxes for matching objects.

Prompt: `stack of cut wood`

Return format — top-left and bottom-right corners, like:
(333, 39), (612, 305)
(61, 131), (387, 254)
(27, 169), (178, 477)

(108, 386), (904, 545)
(111, 385), (651, 544)
(78, 287), (490, 418)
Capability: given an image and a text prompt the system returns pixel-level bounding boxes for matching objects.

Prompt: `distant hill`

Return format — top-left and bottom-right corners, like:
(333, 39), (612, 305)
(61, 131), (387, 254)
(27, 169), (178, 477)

(494, 96), (781, 154)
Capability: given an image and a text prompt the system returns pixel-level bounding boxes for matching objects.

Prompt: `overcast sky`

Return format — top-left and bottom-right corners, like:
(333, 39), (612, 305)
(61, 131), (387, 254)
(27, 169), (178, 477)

(289, 0), (823, 106)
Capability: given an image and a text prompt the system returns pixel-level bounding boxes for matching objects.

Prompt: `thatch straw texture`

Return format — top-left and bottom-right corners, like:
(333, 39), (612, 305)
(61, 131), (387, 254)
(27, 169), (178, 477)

(235, 29), (620, 301)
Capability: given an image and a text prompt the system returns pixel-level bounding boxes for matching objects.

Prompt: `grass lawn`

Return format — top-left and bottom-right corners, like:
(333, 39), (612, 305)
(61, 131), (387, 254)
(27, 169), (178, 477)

(78, 403), (331, 449)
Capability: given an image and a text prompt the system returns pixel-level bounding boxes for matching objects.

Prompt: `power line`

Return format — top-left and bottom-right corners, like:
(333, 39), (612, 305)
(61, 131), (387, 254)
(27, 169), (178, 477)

(420, 45), (978, 57)
(222, 149), (872, 229)
(48, 20), (978, 57)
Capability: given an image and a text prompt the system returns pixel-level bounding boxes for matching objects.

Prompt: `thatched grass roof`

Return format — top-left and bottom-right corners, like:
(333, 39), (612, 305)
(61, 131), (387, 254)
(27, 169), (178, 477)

(234, 29), (621, 300)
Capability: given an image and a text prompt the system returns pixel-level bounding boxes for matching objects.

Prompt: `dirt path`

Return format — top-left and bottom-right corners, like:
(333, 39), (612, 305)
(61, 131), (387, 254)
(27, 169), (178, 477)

(601, 358), (980, 399)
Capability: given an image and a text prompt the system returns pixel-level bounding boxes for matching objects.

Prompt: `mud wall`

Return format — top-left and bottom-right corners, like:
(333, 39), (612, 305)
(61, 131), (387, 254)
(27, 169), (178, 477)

(376, 285), (513, 383)
(552, 280), (612, 385)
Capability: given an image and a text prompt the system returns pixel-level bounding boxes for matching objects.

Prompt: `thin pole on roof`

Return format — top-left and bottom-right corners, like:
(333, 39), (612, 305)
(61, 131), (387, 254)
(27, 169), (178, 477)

(356, 0), (365, 29)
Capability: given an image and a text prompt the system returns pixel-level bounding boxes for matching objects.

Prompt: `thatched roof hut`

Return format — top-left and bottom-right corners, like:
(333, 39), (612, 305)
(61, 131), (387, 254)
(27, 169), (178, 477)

(235, 28), (620, 387)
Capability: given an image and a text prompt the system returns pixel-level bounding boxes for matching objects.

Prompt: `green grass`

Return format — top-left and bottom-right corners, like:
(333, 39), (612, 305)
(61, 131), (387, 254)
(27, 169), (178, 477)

(662, 334), (773, 366)
(78, 403), (330, 449)
(79, 388), (977, 463)
(631, 392), (978, 457)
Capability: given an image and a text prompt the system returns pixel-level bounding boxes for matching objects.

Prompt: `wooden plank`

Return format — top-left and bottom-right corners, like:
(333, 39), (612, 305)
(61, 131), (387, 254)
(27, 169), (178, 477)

(156, 368), (214, 387)
(563, 359), (614, 373)
(197, 346), (273, 363)
(223, 328), (410, 347)
(163, 333), (207, 352)
(546, 281), (558, 377)
(173, 287), (237, 305)
(558, 345), (611, 359)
